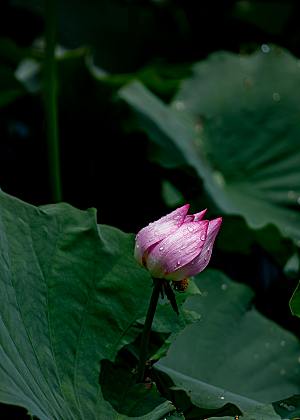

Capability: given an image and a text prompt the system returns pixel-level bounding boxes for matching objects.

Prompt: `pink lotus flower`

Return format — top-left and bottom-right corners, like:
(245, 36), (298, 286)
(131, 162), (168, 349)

(134, 204), (222, 281)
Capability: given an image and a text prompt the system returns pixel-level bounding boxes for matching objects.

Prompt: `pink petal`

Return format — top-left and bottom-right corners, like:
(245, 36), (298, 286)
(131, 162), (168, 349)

(170, 217), (222, 279)
(183, 209), (207, 223)
(134, 204), (190, 265)
(193, 209), (207, 221)
(146, 220), (209, 278)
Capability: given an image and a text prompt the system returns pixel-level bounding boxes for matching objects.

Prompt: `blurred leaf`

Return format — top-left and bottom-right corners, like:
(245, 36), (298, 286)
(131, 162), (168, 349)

(290, 281), (300, 318)
(217, 215), (253, 255)
(233, 1), (293, 35)
(13, 0), (184, 74)
(284, 253), (300, 279)
(162, 180), (185, 207)
(156, 269), (300, 419)
(15, 58), (41, 93)
(120, 47), (300, 247)
(99, 359), (166, 417)
(0, 66), (24, 106)
(0, 190), (174, 419)
(272, 394), (300, 419)
(0, 37), (28, 67)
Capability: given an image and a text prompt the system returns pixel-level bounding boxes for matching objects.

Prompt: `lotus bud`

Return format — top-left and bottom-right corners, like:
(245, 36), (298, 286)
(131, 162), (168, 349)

(134, 204), (222, 282)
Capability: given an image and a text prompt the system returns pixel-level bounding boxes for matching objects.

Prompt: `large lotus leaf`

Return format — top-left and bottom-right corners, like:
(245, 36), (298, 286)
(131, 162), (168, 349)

(0, 190), (176, 419)
(156, 269), (300, 419)
(119, 47), (300, 245)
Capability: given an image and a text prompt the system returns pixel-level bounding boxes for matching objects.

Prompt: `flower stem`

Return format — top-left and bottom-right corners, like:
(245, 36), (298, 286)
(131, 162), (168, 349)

(44, 0), (62, 202)
(137, 279), (161, 382)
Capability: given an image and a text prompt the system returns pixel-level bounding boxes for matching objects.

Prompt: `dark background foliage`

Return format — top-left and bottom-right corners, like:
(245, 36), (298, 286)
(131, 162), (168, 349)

(1, 1), (300, 418)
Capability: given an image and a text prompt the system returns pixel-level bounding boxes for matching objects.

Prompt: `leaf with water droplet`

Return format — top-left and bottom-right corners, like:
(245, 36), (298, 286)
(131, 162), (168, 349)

(120, 49), (300, 247)
(156, 270), (300, 420)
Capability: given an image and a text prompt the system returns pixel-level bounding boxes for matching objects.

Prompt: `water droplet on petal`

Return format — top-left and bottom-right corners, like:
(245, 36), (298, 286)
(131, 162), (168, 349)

(159, 246), (164, 251)
(200, 235), (205, 241)
(177, 260), (181, 266)
(136, 244), (140, 249)
(188, 226), (194, 232)
(180, 245), (187, 250)
(261, 43), (270, 53)
(220, 396), (225, 400)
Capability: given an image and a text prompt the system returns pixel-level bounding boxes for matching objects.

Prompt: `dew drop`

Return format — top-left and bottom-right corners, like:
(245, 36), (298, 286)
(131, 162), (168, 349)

(243, 77), (253, 88)
(272, 92), (281, 102)
(188, 226), (194, 232)
(174, 100), (186, 111)
(136, 244), (140, 249)
(221, 283), (228, 291)
(194, 123), (202, 133)
(213, 171), (226, 187)
(288, 190), (296, 200)
(200, 235), (205, 241)
(177, 260), (181, 266)
(180, 245), (187, 250)
(220, 396), (225, 400)
(280, 340), (286, 347)
(261, 43), (270, 53)
(159, 246), (164, 251)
